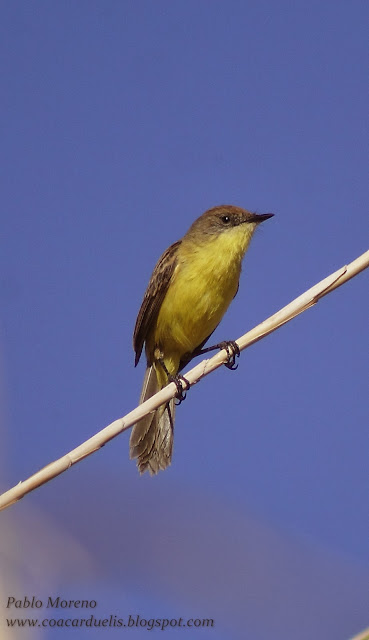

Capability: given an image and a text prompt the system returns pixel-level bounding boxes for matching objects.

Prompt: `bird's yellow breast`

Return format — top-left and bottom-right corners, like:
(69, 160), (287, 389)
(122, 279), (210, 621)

(148, 223), (255, 376)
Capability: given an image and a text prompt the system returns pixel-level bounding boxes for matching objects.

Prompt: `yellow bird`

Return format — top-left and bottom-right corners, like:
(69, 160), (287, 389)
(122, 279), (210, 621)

(130, 205), (273, 474)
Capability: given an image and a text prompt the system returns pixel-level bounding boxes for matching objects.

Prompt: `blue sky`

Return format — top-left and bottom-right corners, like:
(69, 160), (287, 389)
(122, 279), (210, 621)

(0, 2), (368, 639)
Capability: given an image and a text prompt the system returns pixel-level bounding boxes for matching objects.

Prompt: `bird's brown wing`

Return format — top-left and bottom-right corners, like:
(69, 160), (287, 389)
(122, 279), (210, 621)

(133, 240), (181, 366)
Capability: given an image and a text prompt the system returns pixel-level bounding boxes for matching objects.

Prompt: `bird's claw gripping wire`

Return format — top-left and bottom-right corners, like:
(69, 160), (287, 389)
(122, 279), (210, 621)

(197, 339), (241, 370)
(158, 357), (191, 405)
(170, 374), (191, 405)
(218, 340), (240, 370)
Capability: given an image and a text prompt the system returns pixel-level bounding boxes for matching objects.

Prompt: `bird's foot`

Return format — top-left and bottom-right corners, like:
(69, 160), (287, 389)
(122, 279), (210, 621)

(169, 374), (191, 405)
(199, 340), (240, 370)
(217, 340), (240, 370)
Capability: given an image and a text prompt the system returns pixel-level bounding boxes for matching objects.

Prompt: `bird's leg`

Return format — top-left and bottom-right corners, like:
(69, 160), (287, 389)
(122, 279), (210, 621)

(157, 357), (191, 405)
(197, 340), (240, 370)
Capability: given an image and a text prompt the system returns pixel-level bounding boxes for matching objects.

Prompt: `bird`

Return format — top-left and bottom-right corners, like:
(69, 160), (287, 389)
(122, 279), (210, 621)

(130, 204), (274, 474)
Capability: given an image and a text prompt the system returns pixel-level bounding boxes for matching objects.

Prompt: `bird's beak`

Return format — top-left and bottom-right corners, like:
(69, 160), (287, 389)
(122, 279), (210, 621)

(249, 212), (274, 224)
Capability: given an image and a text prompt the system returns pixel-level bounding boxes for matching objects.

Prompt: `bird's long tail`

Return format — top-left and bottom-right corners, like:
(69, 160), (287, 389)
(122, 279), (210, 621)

(129, 365), (175, 474)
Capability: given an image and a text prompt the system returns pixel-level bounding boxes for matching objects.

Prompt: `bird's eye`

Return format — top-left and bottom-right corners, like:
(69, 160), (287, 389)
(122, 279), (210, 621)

(221, 215), (231, 224)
